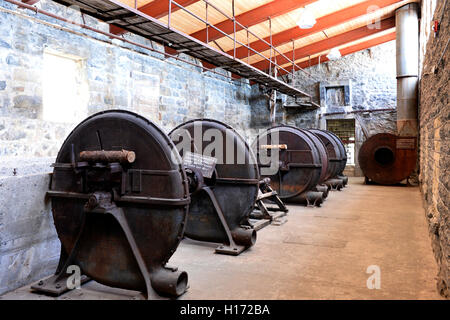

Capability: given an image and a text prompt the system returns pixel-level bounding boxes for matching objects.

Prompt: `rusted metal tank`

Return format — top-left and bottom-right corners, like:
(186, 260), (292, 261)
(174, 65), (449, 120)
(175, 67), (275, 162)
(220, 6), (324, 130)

(252, 125), (325, 206)
(327, 130), (349, 186)
(359, 133), (417, 185)
(38, 110), (189, 299)
(169, 119), (259, 255)
(357, 5), (419, 186)
(309, 129), (348, 189)
(303, 130), (330, 199)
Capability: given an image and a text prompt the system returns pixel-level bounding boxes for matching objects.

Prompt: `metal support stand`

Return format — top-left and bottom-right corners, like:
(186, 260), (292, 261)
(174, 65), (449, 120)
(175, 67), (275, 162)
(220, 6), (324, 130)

(30, 272), (91, 296)
(31, 211), (91, 296)
(107, 205), (156, 299)
(32, 192), (163, 300)
(202, 187), (249, 256)
(269, 89), (277, 125)
(250, 179), (288, 230)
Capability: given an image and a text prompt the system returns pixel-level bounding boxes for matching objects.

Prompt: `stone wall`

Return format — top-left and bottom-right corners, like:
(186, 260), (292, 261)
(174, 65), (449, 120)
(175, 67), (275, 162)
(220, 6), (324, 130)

(419, 0), (438, 75)
(0, 0), (264, 163)
(418, 0), (449, 298)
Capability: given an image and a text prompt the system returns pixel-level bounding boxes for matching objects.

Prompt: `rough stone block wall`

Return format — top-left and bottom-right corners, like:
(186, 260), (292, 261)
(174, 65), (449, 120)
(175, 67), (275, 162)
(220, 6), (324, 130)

(0, 0), (264, 162)
(418, 0), (449, 298)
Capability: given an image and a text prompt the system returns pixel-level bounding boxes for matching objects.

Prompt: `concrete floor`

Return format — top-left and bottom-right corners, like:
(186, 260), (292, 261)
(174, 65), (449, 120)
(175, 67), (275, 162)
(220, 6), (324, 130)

(0, 177), (441, 300)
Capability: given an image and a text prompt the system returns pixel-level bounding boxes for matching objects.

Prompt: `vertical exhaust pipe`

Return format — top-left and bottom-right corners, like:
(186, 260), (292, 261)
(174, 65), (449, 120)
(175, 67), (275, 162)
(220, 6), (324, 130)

(396, 3), (419, 137)
(359, 6), (420, 185)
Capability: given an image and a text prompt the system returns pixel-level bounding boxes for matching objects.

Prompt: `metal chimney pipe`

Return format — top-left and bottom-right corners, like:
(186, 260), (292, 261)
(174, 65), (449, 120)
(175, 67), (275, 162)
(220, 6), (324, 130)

(396, 3), (419, 137)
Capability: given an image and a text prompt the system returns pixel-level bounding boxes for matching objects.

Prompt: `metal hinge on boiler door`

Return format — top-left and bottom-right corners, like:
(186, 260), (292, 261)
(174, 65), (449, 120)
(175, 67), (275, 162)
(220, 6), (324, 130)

(131, 170), (141, 193)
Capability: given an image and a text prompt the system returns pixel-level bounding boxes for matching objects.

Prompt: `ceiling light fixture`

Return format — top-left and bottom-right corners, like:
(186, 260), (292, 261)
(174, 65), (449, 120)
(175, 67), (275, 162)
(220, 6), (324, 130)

(327, 48), (342, 60)
(297, 8), (316, 29)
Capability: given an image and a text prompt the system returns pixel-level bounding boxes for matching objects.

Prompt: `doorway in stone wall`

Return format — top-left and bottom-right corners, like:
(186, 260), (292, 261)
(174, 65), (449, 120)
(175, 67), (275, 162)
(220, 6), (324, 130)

(326, 119), (356, 165)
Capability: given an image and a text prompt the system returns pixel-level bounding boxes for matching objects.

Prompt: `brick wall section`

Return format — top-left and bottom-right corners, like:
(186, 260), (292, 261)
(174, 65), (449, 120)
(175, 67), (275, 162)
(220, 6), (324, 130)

(419, 0), (449, 298)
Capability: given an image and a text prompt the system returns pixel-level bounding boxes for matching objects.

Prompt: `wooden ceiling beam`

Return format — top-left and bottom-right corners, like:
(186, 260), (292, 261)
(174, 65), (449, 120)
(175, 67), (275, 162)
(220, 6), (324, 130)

(251, 16), (395, 71)
(278, 31), (396, 76)
(190, 0), (317, 43)
(138, 0), (200, 19)
(110, 0), (200, 35)
(228, 0), (403, 59)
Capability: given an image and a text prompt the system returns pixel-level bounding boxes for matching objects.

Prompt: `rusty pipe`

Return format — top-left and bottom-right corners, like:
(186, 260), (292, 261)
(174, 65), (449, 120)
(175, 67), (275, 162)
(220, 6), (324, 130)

(79, 150), (136, 164)
(337, 175), (348, 187)
(150, 267), (188, 297)
(292, 191), (324, 207)
(231, 227), (257, 247)
(314, 185), (329, 199)
(324, 178), (344, 191)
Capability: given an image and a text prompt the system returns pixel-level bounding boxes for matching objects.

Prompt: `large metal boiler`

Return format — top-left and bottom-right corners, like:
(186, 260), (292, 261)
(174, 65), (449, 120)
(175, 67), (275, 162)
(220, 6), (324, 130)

(169, 119), (259, 255)
(34, 110), (190, 299)
(309, 129), (348, 189)
(358, 133), (416, 185)
(253, 125), (327, 207)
